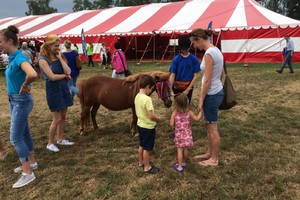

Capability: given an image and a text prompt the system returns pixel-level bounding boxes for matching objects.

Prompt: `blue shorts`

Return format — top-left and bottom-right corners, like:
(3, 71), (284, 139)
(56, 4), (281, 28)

(138, 126), (156, 151)
(203, 89), (224, 124)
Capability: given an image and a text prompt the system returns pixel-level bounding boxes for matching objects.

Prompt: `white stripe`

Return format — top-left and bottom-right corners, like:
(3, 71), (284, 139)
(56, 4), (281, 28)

(226, 0), (247, 28)
(221, 37), (300, 52)
(0, 15), (37, 30)
(63, 7), (128, 35)
(107, 3), (169, 33)
(249, 0), (300, 25)
(159, 0), (214, 31)
(24, 10), (94, 37)
(17, 13), (66, 33)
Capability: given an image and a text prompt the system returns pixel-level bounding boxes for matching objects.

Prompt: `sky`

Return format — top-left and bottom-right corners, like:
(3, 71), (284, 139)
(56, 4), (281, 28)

(0, 0), (75, 19)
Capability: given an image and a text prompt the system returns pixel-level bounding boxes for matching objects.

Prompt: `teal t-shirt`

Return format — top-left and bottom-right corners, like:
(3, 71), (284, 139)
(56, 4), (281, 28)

(5, 50), (28, 94)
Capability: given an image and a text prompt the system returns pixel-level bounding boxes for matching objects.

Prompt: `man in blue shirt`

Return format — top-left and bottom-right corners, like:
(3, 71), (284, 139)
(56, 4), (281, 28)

(276, 35), (295, 74)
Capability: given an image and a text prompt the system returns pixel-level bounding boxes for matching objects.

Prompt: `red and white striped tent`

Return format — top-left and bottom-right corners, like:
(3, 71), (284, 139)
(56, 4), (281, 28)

(1, 0), (299, 63)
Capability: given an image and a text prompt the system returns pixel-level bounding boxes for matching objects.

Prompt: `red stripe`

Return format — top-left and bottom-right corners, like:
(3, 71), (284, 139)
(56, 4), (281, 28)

(132, 1), (186, 32)
(243, 0), (273, 27)
(43, 11), (102, 36)
(223, 52), (300, 63)
(14, 16), (39, 29)
(222, 26), (300, 40)
(87, 6), (141, 34)
(19, 13), (68, 37)
(190, 0), (239, 29)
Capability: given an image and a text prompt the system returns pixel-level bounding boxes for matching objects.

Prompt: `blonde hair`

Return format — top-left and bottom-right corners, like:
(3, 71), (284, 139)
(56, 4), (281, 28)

(40, 34), (60, 60)
(174, 93), (189, 113)
(189, 28), (213, 41)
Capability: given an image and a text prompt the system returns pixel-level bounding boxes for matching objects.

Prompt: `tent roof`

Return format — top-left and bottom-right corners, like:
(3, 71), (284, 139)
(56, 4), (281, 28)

(1, 0), (300, 38)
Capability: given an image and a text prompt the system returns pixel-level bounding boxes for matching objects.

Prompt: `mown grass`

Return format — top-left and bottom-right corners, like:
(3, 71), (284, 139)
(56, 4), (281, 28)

(0, 62), (299, 200)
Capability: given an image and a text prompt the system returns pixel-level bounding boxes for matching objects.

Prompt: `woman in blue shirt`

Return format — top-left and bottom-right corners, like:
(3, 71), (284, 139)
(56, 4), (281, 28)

(0, 25), (37, 188)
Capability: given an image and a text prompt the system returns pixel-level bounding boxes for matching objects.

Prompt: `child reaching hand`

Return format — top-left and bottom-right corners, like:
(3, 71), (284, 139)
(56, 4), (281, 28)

(170, 93), (202, 172)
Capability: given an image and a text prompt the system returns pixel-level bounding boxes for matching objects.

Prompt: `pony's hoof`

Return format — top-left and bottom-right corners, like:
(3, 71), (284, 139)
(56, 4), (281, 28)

(80, 130), (85, 135)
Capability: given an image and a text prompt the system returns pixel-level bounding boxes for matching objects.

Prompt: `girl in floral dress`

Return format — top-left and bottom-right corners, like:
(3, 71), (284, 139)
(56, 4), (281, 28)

(170, 93), (202, 172)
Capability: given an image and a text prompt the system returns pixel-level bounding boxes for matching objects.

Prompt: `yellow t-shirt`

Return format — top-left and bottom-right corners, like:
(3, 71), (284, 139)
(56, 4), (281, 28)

(134, 93), (156, 129)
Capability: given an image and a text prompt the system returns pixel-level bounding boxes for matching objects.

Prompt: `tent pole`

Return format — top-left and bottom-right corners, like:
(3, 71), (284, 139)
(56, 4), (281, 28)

(135, 36), (137, 62)
(124, 36), (134, 54)
(159, 31), (175, 64)
(153, 33), (156, 62)
(138, 34), (153, 64)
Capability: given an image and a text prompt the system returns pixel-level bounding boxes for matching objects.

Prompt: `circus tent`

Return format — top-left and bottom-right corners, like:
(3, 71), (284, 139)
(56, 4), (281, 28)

(0, 0), (299, 63)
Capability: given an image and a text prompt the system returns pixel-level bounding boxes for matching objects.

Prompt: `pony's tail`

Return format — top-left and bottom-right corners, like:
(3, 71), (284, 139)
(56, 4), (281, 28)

(78, 79), (90, 128)
(79, 79), (86, 109)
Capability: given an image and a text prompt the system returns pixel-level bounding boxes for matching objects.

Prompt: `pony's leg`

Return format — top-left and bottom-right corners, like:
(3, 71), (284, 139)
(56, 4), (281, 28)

(131, 107), (138, 136)
(91, 103), (100, 130)
(80, 105), (91, 135)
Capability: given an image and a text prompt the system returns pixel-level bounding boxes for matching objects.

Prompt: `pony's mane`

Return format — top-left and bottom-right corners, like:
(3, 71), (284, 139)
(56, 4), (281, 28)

(124, 71), (170, 83)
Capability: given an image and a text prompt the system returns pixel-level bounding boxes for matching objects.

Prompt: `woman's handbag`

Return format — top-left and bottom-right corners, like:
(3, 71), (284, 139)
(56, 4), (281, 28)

(219, 63), (237, 110)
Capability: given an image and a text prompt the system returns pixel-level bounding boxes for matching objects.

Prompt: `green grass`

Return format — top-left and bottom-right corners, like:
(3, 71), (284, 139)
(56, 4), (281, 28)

(0, 62), (299, 199)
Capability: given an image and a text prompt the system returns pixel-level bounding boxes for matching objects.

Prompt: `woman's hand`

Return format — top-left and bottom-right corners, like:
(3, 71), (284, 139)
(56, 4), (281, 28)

(19, 84), (31, 94)
(56, 51), (62, 59)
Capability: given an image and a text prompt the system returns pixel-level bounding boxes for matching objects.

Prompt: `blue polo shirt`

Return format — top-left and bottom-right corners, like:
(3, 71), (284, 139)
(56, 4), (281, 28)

(5, 50), (28, 94)
(169, 53), (200, 81)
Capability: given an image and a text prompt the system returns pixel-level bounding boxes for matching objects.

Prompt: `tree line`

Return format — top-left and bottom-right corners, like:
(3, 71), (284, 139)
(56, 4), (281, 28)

(25, 0), (300, 20)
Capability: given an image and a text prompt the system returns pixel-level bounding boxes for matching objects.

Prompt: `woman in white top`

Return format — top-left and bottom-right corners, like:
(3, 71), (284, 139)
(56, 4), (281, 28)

(189, 28), (224, 167)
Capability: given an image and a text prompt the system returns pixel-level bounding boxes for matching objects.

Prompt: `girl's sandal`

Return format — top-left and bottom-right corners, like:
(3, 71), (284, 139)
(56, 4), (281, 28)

(198, 158), (219, 167)
(194, 154), (211, 160)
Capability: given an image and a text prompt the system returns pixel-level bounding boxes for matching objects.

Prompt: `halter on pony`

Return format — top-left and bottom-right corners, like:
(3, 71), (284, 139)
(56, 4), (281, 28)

(155, 80), (171, 100)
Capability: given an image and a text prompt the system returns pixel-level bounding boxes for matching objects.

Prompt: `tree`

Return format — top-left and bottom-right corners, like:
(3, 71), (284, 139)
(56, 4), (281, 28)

(25, 0), (57, 16)
(73, 0), (94, 11)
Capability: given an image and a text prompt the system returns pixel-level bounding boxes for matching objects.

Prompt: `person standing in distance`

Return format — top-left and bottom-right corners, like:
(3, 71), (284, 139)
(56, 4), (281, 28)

(276, 35), (295, 74)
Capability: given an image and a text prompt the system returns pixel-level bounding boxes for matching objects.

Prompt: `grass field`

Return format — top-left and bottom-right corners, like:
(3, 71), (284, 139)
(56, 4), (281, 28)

(0, 62), (299, 200)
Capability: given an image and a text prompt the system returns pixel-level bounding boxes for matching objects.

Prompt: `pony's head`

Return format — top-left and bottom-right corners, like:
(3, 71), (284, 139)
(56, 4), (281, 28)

(155, 78), (172, 108)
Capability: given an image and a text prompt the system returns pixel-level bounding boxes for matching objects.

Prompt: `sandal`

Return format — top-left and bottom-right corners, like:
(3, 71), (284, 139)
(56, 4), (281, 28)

(194, 154), (211, 160)
(144, 166), (160, 173)
(138, 161), (154, 167)
(173, 163), (186, 169)
(198, 158), (219, 167)
(173, 163), (184, 172)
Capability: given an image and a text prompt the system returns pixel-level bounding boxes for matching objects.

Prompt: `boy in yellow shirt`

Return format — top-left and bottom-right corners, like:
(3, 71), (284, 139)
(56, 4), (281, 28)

(134, 75), (162, 173)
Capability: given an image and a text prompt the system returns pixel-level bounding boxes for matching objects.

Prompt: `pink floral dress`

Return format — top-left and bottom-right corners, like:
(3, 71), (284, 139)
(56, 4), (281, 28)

(174, 111), (193, 148)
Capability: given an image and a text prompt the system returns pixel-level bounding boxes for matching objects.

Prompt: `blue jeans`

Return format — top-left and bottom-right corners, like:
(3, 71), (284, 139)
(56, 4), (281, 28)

(203, 89), (224, 124)
(280, 51), (294, 72)
(9, 93), (34, 162)
(68, 75), (79, 97)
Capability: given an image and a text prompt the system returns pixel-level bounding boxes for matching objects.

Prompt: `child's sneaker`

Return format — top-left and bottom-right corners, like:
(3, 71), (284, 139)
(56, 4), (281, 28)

(12, 172), (36, 188)
(14, 162), (38, 173)
(144, 166), (160, 173)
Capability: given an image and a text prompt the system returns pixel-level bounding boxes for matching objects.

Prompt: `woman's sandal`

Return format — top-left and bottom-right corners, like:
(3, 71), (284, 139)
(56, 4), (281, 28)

(138, 161), (154, 167)
(194, 154), (211, 160)
(198, 158), (219, 167)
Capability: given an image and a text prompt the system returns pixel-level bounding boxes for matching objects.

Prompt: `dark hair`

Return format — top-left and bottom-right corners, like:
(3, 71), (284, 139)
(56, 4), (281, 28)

(178, 34), (191, 50)
(0, 25), (19, 46)
(189, 28), (213, 40)
(114, 41), (121, 49)
(139, 75), (156, 89)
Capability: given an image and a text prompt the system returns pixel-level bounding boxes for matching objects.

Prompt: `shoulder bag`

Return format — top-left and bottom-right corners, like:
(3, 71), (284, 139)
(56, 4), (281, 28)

(219, 62), (237, 110)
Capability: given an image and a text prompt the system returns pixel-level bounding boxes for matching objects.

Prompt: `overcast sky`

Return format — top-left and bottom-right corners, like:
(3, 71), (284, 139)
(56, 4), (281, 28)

(0, 0), (75, 19)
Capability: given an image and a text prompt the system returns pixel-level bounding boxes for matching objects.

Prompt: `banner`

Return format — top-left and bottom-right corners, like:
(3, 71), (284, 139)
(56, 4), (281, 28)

(81, 28), (87, 56)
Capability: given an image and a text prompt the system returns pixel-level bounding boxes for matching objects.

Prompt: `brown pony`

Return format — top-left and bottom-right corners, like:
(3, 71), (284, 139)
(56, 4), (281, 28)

(79, 72), (172, 135)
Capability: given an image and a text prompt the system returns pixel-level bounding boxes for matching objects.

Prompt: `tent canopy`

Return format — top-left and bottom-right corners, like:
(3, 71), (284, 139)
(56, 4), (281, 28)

(0, 0), (299, 38)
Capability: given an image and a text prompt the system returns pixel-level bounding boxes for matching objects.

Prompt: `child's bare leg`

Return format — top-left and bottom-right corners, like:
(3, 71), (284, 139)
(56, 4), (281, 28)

(138, 146), (143, 166)
(183, 147), (188, 165)
(177, 147), (183, 168)
(143, 150), (151, 171)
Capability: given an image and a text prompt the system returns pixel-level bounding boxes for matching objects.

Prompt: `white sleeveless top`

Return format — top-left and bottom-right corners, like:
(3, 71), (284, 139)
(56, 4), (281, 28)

(200, 47), (223, 95)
